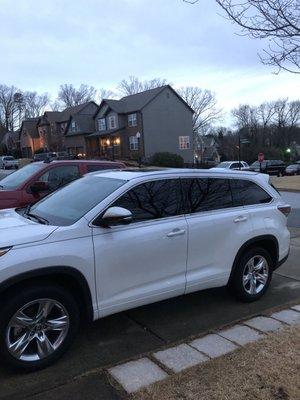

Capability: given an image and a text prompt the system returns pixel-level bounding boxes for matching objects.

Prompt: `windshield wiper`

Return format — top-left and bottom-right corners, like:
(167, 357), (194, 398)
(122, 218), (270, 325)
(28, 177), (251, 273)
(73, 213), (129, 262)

(24, 205), (49, 225)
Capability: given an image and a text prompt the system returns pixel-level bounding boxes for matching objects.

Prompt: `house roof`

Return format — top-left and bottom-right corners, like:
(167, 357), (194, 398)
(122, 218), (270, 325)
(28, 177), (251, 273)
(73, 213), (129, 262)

(96, 85), (194, 116)
(65, 114), (96, 137)
(38, 101), (98, 126)
(20, 118), (39, 139)
(87, 127), (126, 138)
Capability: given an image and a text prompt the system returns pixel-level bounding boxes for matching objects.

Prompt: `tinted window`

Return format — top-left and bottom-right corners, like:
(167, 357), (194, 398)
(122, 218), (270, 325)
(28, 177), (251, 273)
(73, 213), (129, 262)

(181, 178), (233, 213)
(111, 179), (182, 222)
(230, 179), (272, 206)
(29, 176), (126, 226)
(87, 164), (119, 173)
(230, 163), (240, 169)
(39, 165), (80, 190)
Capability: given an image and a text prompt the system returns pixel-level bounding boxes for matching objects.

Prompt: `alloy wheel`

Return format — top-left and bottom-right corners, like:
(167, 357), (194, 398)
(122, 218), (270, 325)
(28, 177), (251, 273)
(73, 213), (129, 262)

(5, 298), (69, 362)
(242, 256), (269, 295)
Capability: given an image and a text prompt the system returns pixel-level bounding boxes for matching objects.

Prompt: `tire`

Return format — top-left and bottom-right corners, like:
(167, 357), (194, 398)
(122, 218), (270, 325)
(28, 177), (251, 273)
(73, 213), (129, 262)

(228, 247), (273, 302)
(0, 284), (79, 371)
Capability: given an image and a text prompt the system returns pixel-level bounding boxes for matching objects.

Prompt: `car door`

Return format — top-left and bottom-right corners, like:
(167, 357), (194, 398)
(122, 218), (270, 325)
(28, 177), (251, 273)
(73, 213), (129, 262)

(92, 178), (188, 317)
(181, 177), (254, 294)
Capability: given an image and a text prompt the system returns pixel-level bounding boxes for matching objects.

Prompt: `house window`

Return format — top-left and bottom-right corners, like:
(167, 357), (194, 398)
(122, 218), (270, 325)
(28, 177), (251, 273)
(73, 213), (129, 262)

(70, 121), (76, 132)
(98, 118), (106, 131)
(179, 136), (190, 150)
(109, 115), (117, 129)
(129, 136), (139, 150)
(128, 113), (137, 127)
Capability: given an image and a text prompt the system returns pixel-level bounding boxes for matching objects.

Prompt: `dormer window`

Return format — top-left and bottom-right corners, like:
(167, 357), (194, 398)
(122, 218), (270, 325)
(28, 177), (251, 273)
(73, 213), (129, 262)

(109, 115), (117, 129)
(70, 120), (76, 132)
(98, 118), (106, 131)
(128, 113), (137, 127)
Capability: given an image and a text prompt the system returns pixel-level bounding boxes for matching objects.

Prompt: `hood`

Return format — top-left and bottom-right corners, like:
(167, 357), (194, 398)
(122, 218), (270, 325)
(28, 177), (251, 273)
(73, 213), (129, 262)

(0, 209), (58, 248)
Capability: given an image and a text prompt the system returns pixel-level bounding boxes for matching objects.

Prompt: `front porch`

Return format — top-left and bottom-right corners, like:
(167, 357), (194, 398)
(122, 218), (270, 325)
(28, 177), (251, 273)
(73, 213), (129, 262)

(86, 129), (143, 161)
(86, 134), (122, 160)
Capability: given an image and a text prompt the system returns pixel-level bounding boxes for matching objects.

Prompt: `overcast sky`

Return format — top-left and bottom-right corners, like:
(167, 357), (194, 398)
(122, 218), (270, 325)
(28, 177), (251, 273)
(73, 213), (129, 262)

(0, 0), (299, 122)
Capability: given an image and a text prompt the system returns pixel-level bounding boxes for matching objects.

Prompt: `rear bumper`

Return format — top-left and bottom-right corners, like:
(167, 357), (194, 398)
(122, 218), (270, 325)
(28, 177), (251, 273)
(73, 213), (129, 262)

(274, 251), (290, 271)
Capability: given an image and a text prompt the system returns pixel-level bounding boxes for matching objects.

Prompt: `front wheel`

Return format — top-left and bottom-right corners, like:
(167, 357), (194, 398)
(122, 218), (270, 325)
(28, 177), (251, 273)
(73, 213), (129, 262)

(228, 247), (273, 302)
(0, 284), (79, 371)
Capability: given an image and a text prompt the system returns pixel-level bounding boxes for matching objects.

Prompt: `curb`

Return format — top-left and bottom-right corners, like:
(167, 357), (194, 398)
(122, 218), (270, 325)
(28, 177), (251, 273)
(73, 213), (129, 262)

(107, 303), (300, 394)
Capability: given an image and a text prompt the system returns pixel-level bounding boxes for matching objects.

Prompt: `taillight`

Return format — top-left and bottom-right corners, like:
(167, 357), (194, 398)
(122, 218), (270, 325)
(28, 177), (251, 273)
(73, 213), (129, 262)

(277, 205), (291, 217)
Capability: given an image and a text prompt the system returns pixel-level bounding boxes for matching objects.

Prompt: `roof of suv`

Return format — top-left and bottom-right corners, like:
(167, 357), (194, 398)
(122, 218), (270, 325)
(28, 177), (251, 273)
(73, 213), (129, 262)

(92, 168), (261, 181)
(33, 160), (125, 166)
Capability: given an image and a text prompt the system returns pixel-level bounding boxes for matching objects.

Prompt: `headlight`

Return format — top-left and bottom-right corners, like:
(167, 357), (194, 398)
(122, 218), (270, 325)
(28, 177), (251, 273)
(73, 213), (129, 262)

(0, 247), (12, 257)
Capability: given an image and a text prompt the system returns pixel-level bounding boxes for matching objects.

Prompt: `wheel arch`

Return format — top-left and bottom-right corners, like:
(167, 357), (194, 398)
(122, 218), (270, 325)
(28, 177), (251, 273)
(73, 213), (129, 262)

(0, 266), (94, 322)
(228, 235), (279, 284)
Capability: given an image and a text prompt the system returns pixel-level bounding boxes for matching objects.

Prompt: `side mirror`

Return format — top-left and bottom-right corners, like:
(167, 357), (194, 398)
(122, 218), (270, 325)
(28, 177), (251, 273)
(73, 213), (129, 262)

(99, 206), (133, 227)
(30, 181), (50, 194)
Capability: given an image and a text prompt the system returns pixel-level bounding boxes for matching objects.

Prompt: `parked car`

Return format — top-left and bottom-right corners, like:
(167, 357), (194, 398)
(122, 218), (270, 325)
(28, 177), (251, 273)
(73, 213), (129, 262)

(215, 161), (249, 170)
(0, 168), (290, 370)
(249, 160), (286, 176)
(0, 156), (18, 170)
(0, 159), (125, 210)
(285, 164), (300, 176)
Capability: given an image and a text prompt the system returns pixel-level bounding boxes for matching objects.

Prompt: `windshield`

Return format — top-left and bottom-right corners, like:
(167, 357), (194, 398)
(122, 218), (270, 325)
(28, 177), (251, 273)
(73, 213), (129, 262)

(29, 175), (126, 226)
(217, 162), (231, 168)
(0, 163), (44, 190)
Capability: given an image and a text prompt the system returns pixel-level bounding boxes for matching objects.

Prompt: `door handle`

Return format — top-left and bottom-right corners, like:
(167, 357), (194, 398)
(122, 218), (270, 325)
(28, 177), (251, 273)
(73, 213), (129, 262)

(166, 228), (186, 238)
(234, 215), (248, 223)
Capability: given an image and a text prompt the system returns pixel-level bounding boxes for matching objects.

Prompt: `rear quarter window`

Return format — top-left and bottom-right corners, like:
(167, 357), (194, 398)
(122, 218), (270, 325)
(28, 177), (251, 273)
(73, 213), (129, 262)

(230, 179), (272, 206)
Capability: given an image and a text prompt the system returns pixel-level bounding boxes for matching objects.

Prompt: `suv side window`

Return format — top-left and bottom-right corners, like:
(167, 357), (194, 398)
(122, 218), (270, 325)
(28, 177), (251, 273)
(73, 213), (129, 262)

(230, 179), (272, 206)
(39, 165), (80, 191)
(181, 178), (233, 213)
(230, 162), (240, 169)
(111, 179), (183, 222)
(87, 164), (119, 173)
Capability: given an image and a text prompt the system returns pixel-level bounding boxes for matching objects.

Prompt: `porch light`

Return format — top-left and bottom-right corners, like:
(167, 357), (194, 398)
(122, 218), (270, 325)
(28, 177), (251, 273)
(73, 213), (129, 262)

(106, 139), (111, 146)
(115, 138), (120, 145)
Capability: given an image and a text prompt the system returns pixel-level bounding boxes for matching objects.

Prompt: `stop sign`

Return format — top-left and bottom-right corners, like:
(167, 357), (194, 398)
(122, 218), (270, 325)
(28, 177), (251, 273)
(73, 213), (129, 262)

(258, 152), (264, 162)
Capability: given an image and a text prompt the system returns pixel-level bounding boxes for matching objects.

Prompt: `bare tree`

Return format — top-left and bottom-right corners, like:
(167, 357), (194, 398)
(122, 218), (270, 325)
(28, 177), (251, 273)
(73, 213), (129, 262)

(177, 86), (221, 134)
(183, 0), (300, 73)
(98, 88), (117, 102)
(0, 84), (20, 131)
(58, 84), (97, 107)
(117, 76), (168, 96)
(23, 91), (50, 118)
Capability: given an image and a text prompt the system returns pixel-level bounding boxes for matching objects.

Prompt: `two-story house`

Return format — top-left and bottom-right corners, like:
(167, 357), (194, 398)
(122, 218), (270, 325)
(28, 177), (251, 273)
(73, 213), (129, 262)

(36, 102), (98, 153)
(87, 85), (194, 162)
(19, 118), (42, 158)
(63, 101), (98, 156)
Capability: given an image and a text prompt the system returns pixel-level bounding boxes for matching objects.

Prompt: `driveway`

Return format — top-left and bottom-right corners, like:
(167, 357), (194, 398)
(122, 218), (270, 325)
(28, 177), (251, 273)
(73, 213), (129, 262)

(0, 193), (299, 400)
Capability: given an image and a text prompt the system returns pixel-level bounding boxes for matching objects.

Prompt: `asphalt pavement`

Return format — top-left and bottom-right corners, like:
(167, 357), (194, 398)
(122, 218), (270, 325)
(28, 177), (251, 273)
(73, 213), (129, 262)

(0, 174), (299, 400)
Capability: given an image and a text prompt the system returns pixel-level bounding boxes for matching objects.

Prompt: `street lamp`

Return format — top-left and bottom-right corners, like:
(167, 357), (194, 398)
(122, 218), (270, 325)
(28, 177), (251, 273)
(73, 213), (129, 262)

(136, 132), (141, 168)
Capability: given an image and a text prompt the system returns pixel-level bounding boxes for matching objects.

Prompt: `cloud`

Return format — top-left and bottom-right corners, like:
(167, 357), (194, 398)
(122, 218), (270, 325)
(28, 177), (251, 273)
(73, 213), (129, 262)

(0, 0), (298, 115)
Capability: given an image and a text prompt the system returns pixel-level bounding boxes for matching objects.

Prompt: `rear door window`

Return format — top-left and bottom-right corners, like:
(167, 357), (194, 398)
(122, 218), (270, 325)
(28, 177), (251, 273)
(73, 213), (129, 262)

(181, 178), (233, 213)
(111, 179), (183, 222)
(230, 179), (272, 206)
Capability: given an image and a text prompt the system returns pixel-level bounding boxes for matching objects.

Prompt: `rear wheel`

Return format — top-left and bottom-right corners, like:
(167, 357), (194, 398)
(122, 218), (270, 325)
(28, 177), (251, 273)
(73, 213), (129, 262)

(0, 284), (79, 371)
(229, 247), (273, 302)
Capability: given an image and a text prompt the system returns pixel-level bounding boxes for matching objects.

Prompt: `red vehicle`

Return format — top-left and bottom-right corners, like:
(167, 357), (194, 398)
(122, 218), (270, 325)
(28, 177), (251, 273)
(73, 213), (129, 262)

(0, 159), (125, 210)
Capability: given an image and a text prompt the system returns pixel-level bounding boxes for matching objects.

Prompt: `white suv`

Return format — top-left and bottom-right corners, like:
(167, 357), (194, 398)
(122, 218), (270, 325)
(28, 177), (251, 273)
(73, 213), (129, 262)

(0, 156), (18, 170)
(0, 169), (290, 370)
